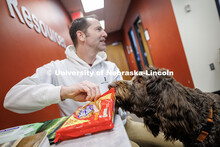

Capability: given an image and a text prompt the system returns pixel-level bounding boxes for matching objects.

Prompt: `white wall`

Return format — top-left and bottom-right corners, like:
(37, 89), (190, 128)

(171, 0), (220, 92)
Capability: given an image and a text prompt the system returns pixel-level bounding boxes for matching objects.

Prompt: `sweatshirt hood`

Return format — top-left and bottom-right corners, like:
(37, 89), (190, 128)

(65, 45), (107, 68)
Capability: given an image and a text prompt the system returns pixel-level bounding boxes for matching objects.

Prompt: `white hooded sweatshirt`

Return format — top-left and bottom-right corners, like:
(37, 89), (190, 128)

(4, 45), (128, 123)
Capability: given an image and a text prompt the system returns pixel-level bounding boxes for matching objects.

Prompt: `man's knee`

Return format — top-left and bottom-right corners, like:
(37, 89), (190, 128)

(125, 116), (183, 147)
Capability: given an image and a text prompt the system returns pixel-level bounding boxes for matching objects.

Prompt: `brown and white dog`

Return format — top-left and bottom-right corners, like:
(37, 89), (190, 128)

(109, 67), (220, 146)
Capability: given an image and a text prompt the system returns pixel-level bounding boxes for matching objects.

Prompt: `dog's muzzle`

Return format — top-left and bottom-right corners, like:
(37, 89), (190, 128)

(108, 83), (116, 90)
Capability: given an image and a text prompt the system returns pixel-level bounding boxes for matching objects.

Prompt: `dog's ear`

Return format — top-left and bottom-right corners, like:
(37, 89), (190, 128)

(144, 116), (160, 137)
(146, 76), (167, 96)
(156, 82), (198, 140)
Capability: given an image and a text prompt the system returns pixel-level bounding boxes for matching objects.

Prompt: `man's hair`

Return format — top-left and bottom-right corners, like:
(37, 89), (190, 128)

(69, 14), (98, 47)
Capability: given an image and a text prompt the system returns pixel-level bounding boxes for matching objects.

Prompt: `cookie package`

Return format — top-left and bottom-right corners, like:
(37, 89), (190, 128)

(54, 88), (116, 143)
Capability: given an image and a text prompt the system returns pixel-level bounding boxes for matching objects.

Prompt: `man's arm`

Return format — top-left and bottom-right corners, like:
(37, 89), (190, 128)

(4, 62), (100, 114)
(60, 80), (101, 102)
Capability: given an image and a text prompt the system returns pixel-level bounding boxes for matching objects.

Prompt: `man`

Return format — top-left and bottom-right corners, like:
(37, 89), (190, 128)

(4, 15), (127, 123)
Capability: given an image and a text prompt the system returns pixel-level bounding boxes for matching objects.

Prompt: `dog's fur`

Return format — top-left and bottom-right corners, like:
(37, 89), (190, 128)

(109, 67), (220, 146)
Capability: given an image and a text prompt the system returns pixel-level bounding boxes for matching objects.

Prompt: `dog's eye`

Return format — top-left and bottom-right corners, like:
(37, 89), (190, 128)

(137, 79), (141, 83)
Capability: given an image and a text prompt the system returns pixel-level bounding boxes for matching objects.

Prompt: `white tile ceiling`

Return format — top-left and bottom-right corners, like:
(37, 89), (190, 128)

(60, 0), (131, 33)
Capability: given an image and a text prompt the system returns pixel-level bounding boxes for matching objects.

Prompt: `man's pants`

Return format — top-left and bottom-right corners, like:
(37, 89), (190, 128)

(125, 116), (183, 147)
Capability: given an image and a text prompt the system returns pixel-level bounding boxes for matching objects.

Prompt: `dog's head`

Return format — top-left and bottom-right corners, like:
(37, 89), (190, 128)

(108, 67), (172, 116)
(108, 75), (147, 116)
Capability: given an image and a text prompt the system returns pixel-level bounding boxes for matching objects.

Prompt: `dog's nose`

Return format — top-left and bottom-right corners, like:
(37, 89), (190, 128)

(108, 83), (116, 89)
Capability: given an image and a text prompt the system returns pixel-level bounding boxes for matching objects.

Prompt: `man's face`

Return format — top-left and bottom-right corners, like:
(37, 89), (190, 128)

(84, 18), (108, 52)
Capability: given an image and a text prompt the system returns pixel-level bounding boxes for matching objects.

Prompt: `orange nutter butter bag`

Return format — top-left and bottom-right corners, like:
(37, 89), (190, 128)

(54, 88), (116, 143)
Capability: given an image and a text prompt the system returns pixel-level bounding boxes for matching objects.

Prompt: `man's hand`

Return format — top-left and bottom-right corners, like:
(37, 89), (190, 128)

(60, 81), (101, 102)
